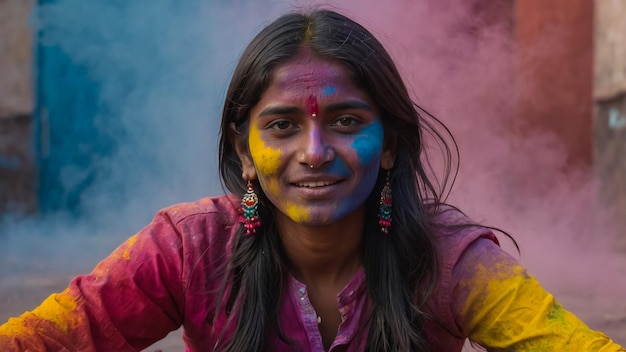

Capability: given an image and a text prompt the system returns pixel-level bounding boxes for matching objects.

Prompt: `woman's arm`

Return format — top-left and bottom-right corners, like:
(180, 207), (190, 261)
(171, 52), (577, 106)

(452, 238), (624, 351)
(0, 211), (186, 351)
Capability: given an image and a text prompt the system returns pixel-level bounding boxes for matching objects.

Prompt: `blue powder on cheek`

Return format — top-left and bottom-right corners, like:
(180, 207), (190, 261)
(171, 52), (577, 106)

(332, 159), (379, 219)
(326, 158), (351, 177)
(351, 122), (384, 166)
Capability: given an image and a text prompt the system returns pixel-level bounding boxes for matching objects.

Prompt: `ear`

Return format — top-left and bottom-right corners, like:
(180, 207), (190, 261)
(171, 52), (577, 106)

(230, 122), (257, 181)
(380, 132), (397, 170)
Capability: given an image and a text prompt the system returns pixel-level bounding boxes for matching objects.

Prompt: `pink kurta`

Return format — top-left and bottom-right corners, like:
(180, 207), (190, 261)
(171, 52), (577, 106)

(0, 195), (623, 351)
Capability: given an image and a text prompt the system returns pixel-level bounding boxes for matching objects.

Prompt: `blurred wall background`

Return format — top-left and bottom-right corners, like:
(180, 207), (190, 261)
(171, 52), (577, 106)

(594, 0), (626, 247)
(0, 0), (624, 236)
(0, 0), (36, 214)
(1, 1), (625, 349)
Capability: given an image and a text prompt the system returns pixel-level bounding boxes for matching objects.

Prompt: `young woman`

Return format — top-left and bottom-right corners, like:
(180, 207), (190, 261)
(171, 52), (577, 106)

(1, 9), (624, 352)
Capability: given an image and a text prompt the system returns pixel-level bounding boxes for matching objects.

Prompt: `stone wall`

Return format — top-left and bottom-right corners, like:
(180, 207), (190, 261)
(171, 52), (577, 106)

(0, 114), (36, 213)
(0, 0), (33, 117)
(0, 0), (36, 213)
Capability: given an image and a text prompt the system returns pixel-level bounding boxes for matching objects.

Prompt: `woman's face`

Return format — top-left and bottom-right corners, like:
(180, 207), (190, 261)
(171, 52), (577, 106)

(237, 54), (395, 226)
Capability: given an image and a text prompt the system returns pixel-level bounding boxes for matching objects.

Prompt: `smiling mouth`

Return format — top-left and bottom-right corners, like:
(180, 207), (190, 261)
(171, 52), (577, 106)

(294, 180), (340, 188)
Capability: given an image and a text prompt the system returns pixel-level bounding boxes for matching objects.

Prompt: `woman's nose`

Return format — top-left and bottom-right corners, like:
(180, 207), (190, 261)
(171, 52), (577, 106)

(298, 127), (334, 168)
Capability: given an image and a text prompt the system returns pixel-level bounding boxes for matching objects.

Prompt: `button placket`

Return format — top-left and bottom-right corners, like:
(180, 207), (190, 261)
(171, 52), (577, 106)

(291, 280), (325, 351)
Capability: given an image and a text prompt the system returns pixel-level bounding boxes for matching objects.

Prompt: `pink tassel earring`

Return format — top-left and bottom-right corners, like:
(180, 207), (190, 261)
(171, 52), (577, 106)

(239, 180), (261, 236)
(378, 170), (392, 235)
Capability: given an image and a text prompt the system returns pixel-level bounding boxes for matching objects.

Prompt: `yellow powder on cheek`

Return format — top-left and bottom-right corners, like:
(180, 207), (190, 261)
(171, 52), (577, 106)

(248, 124), (281, 175)
(264, 178), (281, 197)
(263, 179), (317, 223)
(284, 202), (312, 223)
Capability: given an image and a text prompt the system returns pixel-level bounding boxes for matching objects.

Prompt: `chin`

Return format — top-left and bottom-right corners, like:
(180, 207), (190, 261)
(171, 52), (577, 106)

(291, 209), (350, 227)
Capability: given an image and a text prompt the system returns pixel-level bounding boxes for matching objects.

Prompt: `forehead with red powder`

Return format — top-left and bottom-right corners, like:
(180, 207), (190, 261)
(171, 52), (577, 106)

(307, 94), (319, 117)
(269, 54), (356, 116)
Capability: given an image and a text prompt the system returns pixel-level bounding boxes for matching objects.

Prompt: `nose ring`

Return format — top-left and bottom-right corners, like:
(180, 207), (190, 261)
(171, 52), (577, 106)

(309, 163), (315, 169)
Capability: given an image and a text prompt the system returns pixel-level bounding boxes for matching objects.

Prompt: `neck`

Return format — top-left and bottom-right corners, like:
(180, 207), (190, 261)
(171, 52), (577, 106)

(276, 207), (365, 288)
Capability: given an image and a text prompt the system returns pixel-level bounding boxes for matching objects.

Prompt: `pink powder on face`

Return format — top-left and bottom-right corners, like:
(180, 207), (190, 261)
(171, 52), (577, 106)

(307, 94), (319, 117)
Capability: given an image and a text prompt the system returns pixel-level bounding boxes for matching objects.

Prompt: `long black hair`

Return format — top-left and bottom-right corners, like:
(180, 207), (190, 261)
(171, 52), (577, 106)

(216, 9), (462, 351)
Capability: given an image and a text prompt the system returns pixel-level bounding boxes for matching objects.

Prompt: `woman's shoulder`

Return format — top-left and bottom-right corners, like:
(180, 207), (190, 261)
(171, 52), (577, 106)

(141, 194), (241, 253)
(156, 194), (240, 227)
(423, 205), (503, 341)
(431, 204), (483, 227)
(429, 204), (500, 259)
(124, 194), (241, 273)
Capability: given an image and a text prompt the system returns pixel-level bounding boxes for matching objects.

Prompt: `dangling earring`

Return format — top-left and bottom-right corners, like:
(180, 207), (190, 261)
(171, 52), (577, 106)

(239, 180), (261, 236)
(378, 170), (392, 235)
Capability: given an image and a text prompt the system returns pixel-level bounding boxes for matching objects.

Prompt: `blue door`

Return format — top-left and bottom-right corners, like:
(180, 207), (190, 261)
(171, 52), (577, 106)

(34, 0), (284, 216)
(36, 0), (114, 214)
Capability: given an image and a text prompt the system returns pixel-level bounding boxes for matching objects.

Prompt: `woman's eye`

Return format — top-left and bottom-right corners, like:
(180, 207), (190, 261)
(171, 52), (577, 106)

(269, 120), (293, 130)
(332, 116), (359, 127)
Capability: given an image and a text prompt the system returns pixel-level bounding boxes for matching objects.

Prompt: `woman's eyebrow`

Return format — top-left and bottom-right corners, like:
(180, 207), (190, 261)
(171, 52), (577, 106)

(257, 105), (303, 117)
(257, 100), (373, 117)
(324, 100), (373, 113)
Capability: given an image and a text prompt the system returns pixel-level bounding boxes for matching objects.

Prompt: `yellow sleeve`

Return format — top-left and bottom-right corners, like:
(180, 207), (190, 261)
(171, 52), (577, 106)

(0, 289), (94, 351)
(452, 239), (625, 351)
(0, 213), (185, 351)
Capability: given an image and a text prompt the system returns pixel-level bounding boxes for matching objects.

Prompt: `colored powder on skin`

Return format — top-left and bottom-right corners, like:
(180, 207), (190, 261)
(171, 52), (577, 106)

(264, 178), (281, 197)
(325, 158), (351, 178)
(323, 161), (357, 217)
(322, 86), (336, 96)
(284, 201), (313, 223)
(307, 94), (319, 117)
(248, 123), (282, 175)
(351, 122), (384, 166)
